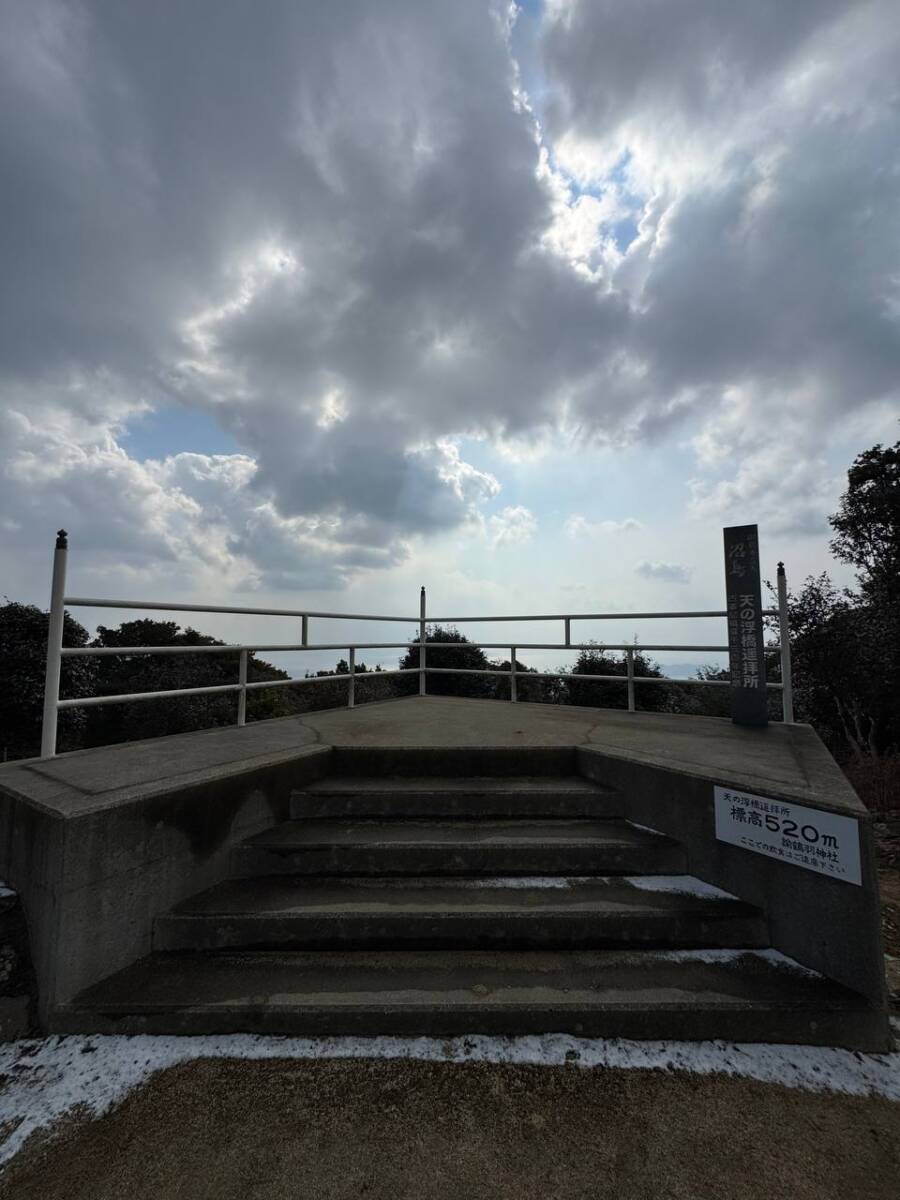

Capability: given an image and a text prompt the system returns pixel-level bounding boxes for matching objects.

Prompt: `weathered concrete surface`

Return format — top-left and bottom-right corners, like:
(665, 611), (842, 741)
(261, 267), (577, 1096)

(0, 744), (330, 1023)
(305, 698), (864, 817)
(0, 995), (29, 1040)
(53, 947), (875, 1047)
(153, 874), (768, 952)
(577, 746), (889, 1037)
(0, 719), (325, 818)
(236, 816), (685, 877)
(0, 695), (887, 1041)
(292, 772), (620, 818)
(0, 696), (865, 818)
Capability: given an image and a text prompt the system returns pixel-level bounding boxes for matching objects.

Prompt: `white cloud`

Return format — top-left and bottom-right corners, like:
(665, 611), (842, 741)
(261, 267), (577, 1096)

(564, 515), (643, 538)
(489, 505), (538, 547)
(0, 379), (412, 596)
(540, 0), (900, 511)
(0, 0), (897, 605)
(634, 560), (692, 584)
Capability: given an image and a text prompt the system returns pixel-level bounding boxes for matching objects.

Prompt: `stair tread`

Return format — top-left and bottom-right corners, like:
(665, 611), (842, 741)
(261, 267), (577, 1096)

(70, 948), (865, 1015)
(165, 875), (757, 920)
(301, 776), (608, 795)
(246, 818), (672, 851)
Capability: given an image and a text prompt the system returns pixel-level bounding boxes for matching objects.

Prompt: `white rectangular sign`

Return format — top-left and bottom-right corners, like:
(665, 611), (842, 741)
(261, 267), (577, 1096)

(714, 786), (861, 886)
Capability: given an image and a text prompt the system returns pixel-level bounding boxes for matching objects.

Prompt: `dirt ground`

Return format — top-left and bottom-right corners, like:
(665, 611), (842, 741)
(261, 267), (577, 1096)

(1, 1057), (898, 1200)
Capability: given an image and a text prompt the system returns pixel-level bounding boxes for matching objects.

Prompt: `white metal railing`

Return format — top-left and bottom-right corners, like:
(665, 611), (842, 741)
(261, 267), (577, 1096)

(40, 531), (794, 757)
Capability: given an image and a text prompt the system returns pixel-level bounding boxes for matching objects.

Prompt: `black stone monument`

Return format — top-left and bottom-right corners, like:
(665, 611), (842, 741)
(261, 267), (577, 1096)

(723, 523), (768, 727)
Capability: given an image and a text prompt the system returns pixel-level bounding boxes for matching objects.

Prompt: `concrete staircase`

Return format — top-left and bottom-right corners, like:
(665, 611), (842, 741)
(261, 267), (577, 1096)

(60, 749), (873, 1043)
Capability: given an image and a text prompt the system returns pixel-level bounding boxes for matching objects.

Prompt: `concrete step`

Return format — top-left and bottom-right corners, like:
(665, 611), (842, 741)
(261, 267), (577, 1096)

(232, 818), (685, 877)
(329, 746), (578, 777)
(54, 948), (877, 1047)
(154, 875), (768, 952)
(291, 775), (619, 820)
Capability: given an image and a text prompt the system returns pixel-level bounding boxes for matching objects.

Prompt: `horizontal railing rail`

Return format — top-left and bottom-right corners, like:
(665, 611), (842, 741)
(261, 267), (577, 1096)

(63, 597), (419, 622)
(59, 640), (782, 656)
(39, 531), (795, 757)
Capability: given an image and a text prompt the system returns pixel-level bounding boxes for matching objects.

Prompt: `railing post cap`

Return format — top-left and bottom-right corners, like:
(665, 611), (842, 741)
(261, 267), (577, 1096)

(777, 561), (785, 575)
(56, 529), (68, 549)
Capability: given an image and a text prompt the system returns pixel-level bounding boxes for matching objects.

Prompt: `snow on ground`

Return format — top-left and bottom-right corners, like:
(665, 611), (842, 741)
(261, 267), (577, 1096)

(451, 877), (587, 888)
(651, 948), (825, 977)
(409, 876), (738, 895)
(1, 1028), (898, 1168)
(623, 876), (737, 900)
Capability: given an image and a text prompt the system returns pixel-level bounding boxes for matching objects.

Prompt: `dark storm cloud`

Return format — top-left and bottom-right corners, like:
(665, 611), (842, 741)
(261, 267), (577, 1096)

(1, 0), (898, 588)
(0, 0), (632, 562)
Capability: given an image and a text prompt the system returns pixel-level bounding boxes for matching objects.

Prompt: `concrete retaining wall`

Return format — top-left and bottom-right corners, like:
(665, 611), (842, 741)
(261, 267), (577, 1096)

(577, 746), (890, 1028)
(0, 746), (330, 1025)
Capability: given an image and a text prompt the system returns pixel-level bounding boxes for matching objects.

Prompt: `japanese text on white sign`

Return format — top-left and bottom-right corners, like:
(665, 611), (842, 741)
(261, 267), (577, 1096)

(714, 785), (861, 886)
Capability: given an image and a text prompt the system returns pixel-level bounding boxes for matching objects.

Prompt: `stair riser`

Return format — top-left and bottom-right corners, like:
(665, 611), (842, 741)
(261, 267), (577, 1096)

(233, 844), (687, 877)
(48, 1004), (879, 1048)
(290, 792), (623, 820)
(330, 747), (578, 777)
(154, 912), (768, 953)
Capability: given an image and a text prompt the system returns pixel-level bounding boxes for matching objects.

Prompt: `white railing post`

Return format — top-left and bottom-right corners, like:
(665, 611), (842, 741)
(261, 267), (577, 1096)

(510, 646), (517, 702)
(237, 648), (248, 726)
(626, 646), (635, 712)
(777, 562), (794, 724)
(348, 647), (356, 708)
(419, 586), (427, 696)
(41, 530), (68, 758)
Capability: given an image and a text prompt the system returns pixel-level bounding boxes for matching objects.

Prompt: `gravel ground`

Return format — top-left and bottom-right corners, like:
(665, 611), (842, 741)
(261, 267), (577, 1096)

(1, 1056), (898, 1200)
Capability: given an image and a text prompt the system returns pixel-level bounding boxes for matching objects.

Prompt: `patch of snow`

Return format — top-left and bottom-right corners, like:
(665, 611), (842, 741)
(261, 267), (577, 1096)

(653, 948), (824, 978)
(624, 876), (737, 901)
(754, 948), (826, 978)
(0, 1029), (898, 1167)
(452, 877), (592, 889)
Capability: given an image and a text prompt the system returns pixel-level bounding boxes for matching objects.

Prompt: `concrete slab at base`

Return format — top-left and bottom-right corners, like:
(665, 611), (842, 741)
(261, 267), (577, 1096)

(52, 948), (879, 1049)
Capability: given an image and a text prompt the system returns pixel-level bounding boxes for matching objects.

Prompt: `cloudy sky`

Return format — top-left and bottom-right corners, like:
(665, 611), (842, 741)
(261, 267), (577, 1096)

(2, 0), (898, 673)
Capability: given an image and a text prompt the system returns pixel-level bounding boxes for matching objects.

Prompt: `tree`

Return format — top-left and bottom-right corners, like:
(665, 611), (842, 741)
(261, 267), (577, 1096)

(677, 665), (732, 719)
(564, 643), (677, 712)
(777, 574), (896, 760)
(84, 619), (303, 748)
(830, 440), (900, 605)
(0, 601), (97, 760)
(491, 656), (555, 703)
(399, 626), (498, 698)
(298, 657), (413, 711)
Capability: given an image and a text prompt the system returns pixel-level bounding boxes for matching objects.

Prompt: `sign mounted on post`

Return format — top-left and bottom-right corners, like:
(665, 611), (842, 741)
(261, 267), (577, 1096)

(723, 524), (768, 727)
(714, 785), (861, 886)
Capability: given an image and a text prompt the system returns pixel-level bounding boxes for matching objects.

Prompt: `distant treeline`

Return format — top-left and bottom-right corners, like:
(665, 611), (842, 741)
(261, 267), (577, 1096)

(0, 601), (748, 762)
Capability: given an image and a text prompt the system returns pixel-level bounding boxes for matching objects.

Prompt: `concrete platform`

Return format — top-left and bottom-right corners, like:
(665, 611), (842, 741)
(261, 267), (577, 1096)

(0, 695), (866, 818)
(0, 696), (889, 1046)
